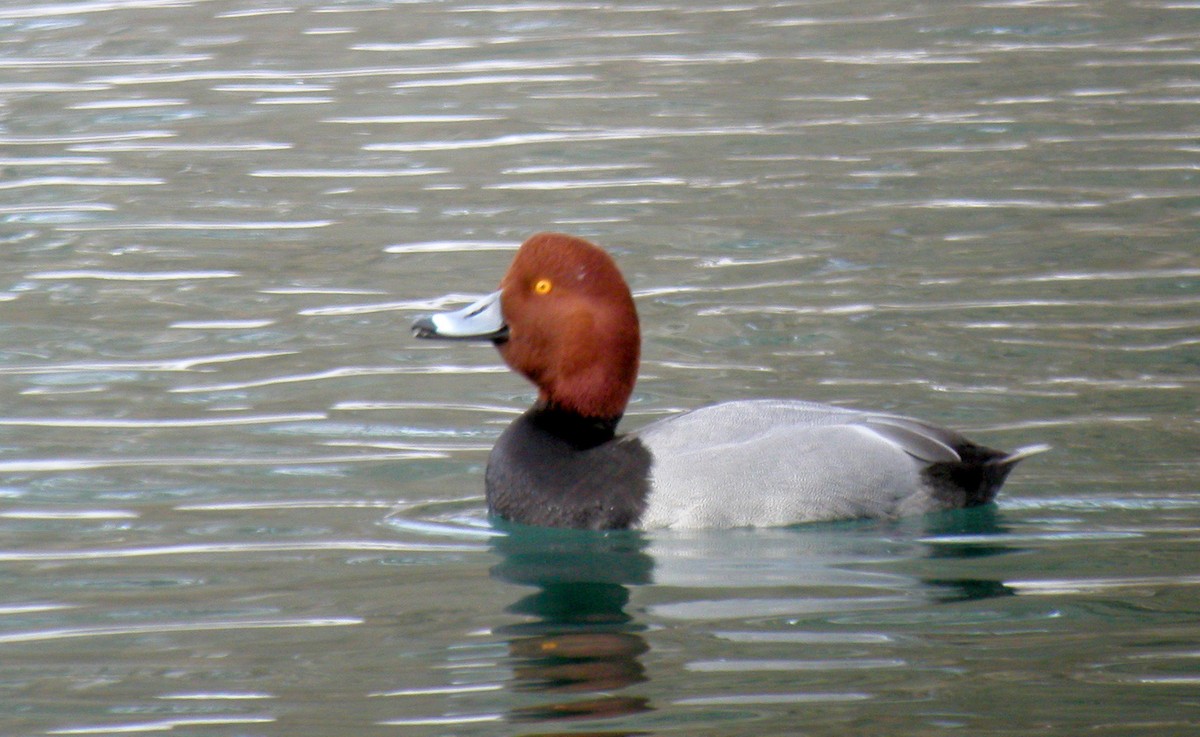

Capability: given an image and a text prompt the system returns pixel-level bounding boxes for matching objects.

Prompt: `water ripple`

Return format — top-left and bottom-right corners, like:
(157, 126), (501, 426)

(997, 268), (1200, 283)
(674, 692), (872, 706)
(0, 176), (163, 190)
(0, 54), (209, 68)
(376, 714), (503, 727)
(69, 141), (292, 152)
(0, 82), (110, 93)
(0, 156), (109, 166)
(0, 616), (363, 645)
(175, 500), (394, 512)
(699, 295), (1200, 317)
(713, 631), (894, 644)
(250, 167), (448, 179)
(253, 96), (335, 105)
(0, 603), (76, 615)
(0, 451), (443, 473)
(170, 365), (509, 394)
(384, 240), (516, 254)
(651, 597), (912, 620)
(324, 114), (503, 124)
(157, 692), (274, 701)
(26, 269), (239, 280)
(1007, 575), (1200, 596)
(0, 0), (192, 20)
(365, 124), (779, 152)
(332, 400), (521, 415)
(216, 7), (295, 19)
(369, 684), (503, 698)
(485, 176), (688, 190)
(0, 413), (326, 429)
(54, 220), (333, 231)
(297, 298), (456, 316)
(687, 658), (906, 672)
(1, 510), (138, 520)
(46, 717), (276, 735)
(68, 98), (187, 110)
(0, 350), (295, 375)
(170, 319), (276, 329)
(0, 540), (484, 563)
(389, 73), (594, 89)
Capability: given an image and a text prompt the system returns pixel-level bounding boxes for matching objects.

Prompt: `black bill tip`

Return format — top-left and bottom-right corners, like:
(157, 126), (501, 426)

(412, 314), (440, 339)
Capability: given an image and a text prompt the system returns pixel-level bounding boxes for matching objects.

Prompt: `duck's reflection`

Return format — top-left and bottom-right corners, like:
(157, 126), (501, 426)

(483, 509), (1020, 731)
(490, 524), (654, 729)
(916, 508), (1022, 602)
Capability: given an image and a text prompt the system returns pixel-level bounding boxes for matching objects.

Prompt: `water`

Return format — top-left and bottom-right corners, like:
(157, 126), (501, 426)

(1, 0), (1197, 734)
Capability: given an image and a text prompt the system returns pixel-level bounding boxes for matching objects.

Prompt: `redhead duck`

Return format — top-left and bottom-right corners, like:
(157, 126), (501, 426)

(413, 233), (1047, 530)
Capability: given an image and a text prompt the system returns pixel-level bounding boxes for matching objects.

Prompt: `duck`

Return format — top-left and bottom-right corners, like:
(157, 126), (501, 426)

(412, 232), (1047, 530)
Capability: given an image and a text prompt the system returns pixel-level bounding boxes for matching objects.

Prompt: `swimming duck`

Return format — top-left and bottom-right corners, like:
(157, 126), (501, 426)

(413, 232), (1046, 530)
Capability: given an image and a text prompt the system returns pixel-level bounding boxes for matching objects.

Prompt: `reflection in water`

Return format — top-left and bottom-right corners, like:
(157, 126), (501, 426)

(915, 506), (1022, 561)
(887, 508), (1023, 603)
(911, 507), (1023, 603)
(491, 525), (654, 731)
(926, 577), (1016, 604)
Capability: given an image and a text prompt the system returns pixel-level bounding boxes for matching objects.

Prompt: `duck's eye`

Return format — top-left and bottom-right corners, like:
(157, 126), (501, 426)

(533, 278), (553, 295)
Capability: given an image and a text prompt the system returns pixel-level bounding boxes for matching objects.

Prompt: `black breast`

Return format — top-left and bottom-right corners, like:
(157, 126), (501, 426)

(484, 408), (653, 530)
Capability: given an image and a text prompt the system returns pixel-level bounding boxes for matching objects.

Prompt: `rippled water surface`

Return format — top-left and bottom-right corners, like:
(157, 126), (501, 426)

(1, 1), (1198, 735)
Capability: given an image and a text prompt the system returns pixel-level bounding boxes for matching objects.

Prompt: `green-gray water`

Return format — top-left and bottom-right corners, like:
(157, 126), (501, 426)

(1, 1), (1197, 735)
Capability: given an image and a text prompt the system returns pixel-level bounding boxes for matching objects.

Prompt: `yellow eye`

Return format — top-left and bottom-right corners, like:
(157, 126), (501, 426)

(533, 278), (553, 295)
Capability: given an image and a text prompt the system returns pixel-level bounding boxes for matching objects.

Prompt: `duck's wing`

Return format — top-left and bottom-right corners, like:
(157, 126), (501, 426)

(859, 416), (963, 463)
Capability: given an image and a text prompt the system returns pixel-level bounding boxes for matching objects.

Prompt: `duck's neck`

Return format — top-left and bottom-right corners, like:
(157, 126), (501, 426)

(530, 402), (621, 450)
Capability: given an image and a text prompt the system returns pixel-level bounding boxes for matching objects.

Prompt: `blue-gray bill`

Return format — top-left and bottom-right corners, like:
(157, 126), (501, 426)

(412, 290), (508, 341)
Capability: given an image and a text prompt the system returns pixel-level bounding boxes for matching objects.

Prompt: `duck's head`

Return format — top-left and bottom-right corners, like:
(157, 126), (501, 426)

(414, 233), (641, 422)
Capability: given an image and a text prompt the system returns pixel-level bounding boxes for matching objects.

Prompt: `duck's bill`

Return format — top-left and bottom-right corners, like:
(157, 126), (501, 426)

(412, 290), (509, 341)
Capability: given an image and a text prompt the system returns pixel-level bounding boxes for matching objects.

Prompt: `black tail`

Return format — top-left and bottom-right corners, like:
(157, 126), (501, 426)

(925, 443), (1050, 508)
